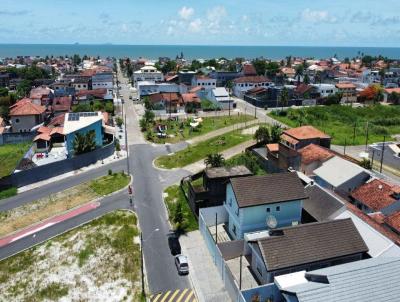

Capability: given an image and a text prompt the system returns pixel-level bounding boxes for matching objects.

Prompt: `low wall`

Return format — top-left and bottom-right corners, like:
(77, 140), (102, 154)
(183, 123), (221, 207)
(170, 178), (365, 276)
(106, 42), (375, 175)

(0, 132), (36, 145)
(0, 141), (115, 189)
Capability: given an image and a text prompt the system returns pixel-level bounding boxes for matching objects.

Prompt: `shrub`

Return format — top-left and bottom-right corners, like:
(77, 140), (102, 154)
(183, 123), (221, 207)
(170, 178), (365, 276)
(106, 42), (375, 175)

(108, 169), (113, 176)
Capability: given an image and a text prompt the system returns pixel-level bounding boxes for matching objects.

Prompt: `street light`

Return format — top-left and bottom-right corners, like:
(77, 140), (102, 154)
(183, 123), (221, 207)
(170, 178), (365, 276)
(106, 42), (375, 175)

(140, 228), (160, 297)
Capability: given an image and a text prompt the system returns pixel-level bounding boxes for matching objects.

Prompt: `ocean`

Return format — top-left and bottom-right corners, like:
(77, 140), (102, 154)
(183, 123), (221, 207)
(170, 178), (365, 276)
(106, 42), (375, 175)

(0, 44), (399, 60)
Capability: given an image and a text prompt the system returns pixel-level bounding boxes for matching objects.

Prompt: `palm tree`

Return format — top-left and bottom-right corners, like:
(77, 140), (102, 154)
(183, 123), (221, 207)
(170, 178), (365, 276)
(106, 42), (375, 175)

(204, 153), (225, 168)
(280, 87), (289, 111)
(270, 123), (283, 143)
(73, 131), (96, 155)
(295, 64), (304, 85)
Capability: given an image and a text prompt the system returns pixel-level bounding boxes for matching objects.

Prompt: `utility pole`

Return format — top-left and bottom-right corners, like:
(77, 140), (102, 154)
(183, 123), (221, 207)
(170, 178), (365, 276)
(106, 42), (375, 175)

(215, 213), (218, 244)
(365, 121), (369, 151)
(380, 136), (386, 173)
(344, 139), (347, 155)
(140, 232), (145, 297)
(371, 149), (375, 168)
(239, 254), (243, 290)
(353, 122), (356, 145)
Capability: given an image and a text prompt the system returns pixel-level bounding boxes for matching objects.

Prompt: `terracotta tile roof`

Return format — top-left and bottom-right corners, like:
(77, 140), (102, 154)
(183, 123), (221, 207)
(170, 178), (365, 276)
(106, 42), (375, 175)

(10, 99), (46, 116)
(284, 125), (330, 140)
(351, 179), (400, 212)
(385, 88), (400, 94)
(257, 219), (368, 271)
(37, 126), (51, 134)
(242, 64), (257, 76)
(247, 87), (267, 95)
(34, 132), (51, 141)
(266, 143), (279, 153)
(52, 96), (72, 112)
(385, 211), (400, 233)
(76, 88), (107, 98)
(230, 172), (308, 208)
(149, 92), (180, 104)
(336, 82), (356, 89)
(233, 76), (270, 84)
(48, 113), (65, 127)
(102, 112), (109, 125)
(298, 144), (334, 165)
(281, 133), (299, 145)
(280, 67), (296, 75)
(181, 93), (200, 104)
(165, 75), (178, 82)
(295, 84), (312, 95)
(346, 202), (400, 245)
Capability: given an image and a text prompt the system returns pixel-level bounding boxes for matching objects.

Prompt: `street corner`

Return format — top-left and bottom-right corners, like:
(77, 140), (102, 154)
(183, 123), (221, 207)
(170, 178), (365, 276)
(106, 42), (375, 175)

(150, 288), (197, 302)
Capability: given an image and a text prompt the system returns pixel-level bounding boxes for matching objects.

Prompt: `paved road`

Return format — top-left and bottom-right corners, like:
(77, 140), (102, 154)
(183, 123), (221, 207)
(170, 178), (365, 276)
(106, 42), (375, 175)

(0, 159), (126, 212)
(0, 190), (131, 260)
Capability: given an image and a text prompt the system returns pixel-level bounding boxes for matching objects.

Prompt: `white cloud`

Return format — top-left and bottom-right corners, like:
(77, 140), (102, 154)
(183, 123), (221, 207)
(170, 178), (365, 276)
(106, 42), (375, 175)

(189, 18), (202, 33)
(207, 6), (227, 22)
(301, 8), (337, 23)
(178, 6), (194, 20)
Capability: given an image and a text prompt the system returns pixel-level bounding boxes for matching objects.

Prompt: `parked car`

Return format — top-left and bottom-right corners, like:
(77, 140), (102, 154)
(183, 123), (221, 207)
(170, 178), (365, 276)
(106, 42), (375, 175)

(174, 254), (189, 275)
(168, 233), (181, 255)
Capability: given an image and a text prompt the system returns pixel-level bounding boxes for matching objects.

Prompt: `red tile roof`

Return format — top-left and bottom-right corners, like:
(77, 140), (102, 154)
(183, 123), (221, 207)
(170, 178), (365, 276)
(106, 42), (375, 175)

(284, 126), (331, 140)
(385, 211), (400, 233)
(102, 112), (109, 125)
(34, 133), (51, 142)
(385, 88), (400, 94)
(48, 114), (65, 127)
(10, 99), (46, 116)
(233, 76), (270, 84)
(30, 86), (52, 99)
(149, 92), (180, 104)
(76, 88), (107, 99)
(189, 86), (203, 93)
(242, 64), (257, 76)
(351, 179), (400, 212)
(336, 82), (356, 89)
(52, 96), (72, 112)
(298, 144), (334, 165)
(266, 143), (279, 153)
(181, 93), (200, 104)
(247, 87), (267, 95)
(295, 84), (313, 95)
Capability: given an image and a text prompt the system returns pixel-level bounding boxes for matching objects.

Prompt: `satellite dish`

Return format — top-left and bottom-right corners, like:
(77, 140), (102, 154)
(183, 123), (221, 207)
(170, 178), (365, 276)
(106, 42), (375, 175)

(266, 215), (278, 229)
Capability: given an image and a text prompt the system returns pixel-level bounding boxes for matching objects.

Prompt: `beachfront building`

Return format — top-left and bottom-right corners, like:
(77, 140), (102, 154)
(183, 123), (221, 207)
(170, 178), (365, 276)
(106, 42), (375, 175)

(132, 63), (164, 86)
(233, 76), (272, 98)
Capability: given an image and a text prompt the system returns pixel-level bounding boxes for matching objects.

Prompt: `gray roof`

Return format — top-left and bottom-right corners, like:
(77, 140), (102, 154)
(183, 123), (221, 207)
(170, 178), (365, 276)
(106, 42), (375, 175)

(257, 219), (368, 271)
(230, 172), (308, 208)
(284, 257), (400, 302)
(313, 156), (369, 187)
(303, 184), (345, 221)
(205, 165), (252, 179)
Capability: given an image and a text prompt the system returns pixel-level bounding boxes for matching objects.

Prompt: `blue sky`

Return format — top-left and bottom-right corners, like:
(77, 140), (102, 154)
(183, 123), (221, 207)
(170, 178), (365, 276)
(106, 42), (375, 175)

(1, 0), (400, 46)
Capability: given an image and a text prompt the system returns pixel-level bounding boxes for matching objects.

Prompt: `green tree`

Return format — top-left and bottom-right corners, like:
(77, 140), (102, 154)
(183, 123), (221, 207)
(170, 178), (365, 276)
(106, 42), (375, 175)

(204, 153), (225, 168)
(161, 61), (177, 74)
(388, 92), (400, 105)
(143, 96), (153, 110)
(0, 87), (8, 97)
(16, 80), (31, 98)
(190, 60), (202, 71)
(295, 64), (304, 84)
(254, 126), (271, 144)
(270, 124), (282, 143)
(265, 62), (280, 79)
(173, 201), (188, 232)
(359, 158), (372, 170)
(303, 74), (310, 85)
(73, 130), (96, 155)
(116, 116), (123, 127)
(325, 93), (342, 105)
(253, 59), (267, 76)
(144, 109), (155, 123)
(279, 87), (289, 111)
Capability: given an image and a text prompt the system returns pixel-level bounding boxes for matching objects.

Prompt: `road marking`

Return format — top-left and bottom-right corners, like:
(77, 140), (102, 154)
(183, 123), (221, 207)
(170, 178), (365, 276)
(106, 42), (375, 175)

(168, 289), (180, 302)
(176, 289), (189, 302)
(160, 290), (171, 302)
(184, 290), (194, 302)
(151, 293), (162, 302)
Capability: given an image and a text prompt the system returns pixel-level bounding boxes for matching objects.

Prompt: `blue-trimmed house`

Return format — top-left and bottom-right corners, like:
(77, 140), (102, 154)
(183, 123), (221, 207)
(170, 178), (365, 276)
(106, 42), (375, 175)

(224, 172), (308, 240)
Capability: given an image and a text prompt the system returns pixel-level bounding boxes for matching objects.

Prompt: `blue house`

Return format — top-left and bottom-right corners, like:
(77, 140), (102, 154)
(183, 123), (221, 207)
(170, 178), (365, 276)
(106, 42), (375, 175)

(64, 112), (104, 157)
(225, 172), (308, 240)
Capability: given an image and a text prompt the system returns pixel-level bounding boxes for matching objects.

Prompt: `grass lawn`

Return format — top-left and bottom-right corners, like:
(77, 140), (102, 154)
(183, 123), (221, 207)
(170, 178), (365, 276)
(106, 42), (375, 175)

(155, 130), (253, 169)
(0, 142), (31, 178)
(0, 210), (142, 301)
(269, 104), (400, 145)
(0, 187), (17, 200)
(0, 172), (130, 238)
(148, 114), (255, 144)
(163, 185), (198, 232)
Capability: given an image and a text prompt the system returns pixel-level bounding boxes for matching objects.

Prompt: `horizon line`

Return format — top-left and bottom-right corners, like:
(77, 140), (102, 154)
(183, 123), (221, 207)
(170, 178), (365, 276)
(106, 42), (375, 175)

(0, 43), (399, 49)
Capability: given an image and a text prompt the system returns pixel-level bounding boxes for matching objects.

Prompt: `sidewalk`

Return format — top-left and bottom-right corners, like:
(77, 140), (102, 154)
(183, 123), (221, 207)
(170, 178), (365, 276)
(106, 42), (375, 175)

(186, 119), (259, 145)
(183, 140), (256, 174)
(180, 231), (231, 302)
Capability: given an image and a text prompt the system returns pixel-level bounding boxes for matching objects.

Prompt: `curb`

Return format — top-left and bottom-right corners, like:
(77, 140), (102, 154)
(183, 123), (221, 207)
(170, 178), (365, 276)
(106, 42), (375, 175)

(0, 174), (133, 250)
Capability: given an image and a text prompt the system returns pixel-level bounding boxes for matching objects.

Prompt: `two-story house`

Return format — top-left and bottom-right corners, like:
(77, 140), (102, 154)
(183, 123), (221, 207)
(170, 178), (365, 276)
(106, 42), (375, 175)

(335, 82), (357, 103)
(248, 218), (368, 284)
(9, 98), (46, 133)
(225, 172), (308, 240)
(191, 75), (216, 91)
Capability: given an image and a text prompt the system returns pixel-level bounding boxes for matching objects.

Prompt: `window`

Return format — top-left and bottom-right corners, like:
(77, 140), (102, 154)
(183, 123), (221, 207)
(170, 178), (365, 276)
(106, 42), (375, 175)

(15, 118), (20, 123)
(266, 207), (270, 213)
(276, 206), (280, 211)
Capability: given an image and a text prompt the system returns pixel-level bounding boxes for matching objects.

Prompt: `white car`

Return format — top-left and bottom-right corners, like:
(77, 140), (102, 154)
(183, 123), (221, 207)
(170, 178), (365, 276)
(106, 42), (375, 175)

(174, 255), (189, 275)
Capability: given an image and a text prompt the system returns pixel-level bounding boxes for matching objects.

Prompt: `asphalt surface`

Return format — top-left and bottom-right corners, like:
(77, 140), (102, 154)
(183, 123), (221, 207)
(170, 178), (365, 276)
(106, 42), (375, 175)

(0, 68), (193, 294)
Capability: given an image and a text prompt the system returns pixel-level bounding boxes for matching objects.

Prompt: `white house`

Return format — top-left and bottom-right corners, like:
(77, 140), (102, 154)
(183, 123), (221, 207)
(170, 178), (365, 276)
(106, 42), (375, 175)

(191, 75), (216, 91)
(133, 63), (164, 86)
(92, 72), (113, 99)
(137, 81), (180, 97)
(207, 87), (233, 110)
(232, 76), (272, 98)
(311, 84), (338, 98)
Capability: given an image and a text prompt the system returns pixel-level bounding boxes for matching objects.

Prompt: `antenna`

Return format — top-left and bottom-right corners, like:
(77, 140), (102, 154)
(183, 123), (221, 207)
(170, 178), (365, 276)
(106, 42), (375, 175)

(266, 215), (278, 229)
